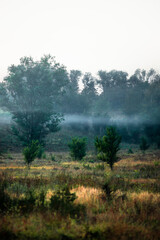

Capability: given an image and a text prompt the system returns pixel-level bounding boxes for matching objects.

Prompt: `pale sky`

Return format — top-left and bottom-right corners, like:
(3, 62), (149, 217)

(0, 0), (160, 80)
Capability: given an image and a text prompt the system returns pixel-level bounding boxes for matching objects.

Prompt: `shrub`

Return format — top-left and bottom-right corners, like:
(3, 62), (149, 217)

(6, 182), (28, 197)
(68, 137), (87, 160)
(23, 140), (40, 167)
(49, 185), (85, 217)
(95, 126), (121, 170)
(103, 175), (127, 201)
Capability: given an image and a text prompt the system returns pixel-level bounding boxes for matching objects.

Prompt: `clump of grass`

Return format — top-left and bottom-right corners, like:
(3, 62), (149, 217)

(72, 185), (104, 208)
(50, 154), (55, 161)
(83, 163), (92, 170)
(95, 163), (105, 171)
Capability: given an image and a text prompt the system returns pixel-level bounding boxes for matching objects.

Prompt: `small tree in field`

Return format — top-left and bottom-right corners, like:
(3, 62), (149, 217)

(140, 137), (149, 154)
(68, 137), (87, 160)
(95, 126), (121, 170)
(23, 140), (40, 168)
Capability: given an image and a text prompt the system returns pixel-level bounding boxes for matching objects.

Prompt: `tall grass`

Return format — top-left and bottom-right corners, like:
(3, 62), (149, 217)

(0, 150), (160, 239)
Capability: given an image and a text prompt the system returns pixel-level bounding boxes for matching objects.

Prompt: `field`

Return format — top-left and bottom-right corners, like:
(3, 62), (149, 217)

(0, 149), (160, 240)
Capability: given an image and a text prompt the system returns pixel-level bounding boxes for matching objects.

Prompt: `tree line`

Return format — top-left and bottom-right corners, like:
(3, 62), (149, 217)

(0, 55), (160, 149)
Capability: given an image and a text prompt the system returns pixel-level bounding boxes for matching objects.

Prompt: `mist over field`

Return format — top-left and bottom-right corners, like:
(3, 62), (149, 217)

(0, 62), (159, 151)
(63, 113), (147, 126)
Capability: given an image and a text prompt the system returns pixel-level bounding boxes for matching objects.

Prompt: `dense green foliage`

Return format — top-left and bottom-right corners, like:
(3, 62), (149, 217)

(95, 127), (121, 170)
(68, 137), (87, 160)
(0, 55), (68, 145)
(23, 140), (40, 167)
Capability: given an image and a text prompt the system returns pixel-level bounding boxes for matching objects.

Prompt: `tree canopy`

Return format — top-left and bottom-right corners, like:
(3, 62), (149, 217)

(0, 55), (69, 145)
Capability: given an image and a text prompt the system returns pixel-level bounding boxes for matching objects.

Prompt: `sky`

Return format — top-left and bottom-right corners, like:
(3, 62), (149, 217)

(0, 0), (160, 80)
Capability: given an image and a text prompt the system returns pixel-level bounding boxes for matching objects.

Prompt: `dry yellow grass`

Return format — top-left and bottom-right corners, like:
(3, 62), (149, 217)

(115, 158), (153, 167)
(129, 191), (160, 203)
(62, 161), (80, 166)
(71, 186), (104, 207)
(46, 189), (54, 201)
(46, 186), (104, 207)
(0, 166), (61, 170)
(130, 178), (156, 183)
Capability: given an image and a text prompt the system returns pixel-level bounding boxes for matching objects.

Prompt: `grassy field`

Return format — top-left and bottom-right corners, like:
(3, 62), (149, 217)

(0, 149), (160, 240)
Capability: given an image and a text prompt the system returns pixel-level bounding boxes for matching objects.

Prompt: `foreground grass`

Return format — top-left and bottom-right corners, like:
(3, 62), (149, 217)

(0, 150), (160, 239)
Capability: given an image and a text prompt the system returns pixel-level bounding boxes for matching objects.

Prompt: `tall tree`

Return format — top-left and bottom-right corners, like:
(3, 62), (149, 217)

(81, 72), (97, 114)
(97, 70), (128, 112)
(0, 55), (69, 145)
(59, 70), (84, 114)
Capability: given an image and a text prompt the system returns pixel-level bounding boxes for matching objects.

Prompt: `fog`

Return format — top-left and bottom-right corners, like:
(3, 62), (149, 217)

(0, 112), (149, 126)
(0, 111), (12, 124)
(0, 55), (159, 148)
(63, 114), (147, 126)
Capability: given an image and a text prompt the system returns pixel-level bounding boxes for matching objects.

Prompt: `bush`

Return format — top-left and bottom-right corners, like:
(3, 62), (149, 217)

(103, 175), (127, 201)
(49, 185), (85, 217)
(6, 182), (28, 197)
(23, 140), (40, 167)
(68, 137), (87, 160)
(95, 126), (121, 170)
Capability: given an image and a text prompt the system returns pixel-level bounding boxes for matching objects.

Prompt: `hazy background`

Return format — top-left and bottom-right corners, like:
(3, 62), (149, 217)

(0, 0), (160, 81)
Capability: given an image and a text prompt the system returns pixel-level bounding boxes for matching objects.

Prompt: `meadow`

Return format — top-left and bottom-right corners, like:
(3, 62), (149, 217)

(0, 149), (160, 240)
